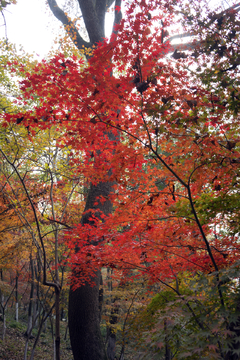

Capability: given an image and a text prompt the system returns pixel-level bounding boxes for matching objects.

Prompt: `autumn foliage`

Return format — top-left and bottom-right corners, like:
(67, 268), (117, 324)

(1, 0), (240, 357)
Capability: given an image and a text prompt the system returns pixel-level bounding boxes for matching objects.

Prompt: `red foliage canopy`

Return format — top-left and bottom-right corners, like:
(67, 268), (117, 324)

(4, 0), (240, 288)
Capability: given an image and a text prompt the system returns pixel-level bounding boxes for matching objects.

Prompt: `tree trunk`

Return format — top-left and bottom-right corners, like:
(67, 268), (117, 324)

(55, 287), (61, 360)
(2, 306), (6, 341)
(69, 270), (106, 360)
(25, 258), (34, 338)
(1, 285), (16, 341)
(30, 306), (54, 360)
(15, 274), (18, 322)
(69, 177), (115, 360)
(46, 2), (122, 359)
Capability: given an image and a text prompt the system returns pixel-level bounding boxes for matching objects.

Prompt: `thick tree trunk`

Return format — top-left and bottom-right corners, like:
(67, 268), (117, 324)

(69, 270), (106, 360)
(47, 2), (122, 359)
(69, 177), (115, 360)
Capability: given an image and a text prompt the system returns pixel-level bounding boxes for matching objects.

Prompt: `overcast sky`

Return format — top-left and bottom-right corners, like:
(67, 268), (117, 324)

(0, 0), (57, 58)
(0, 0), (233, 59)
(0, 0), (115, 59)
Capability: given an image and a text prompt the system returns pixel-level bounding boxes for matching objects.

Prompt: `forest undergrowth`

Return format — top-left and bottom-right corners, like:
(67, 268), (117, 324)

(0, 308), (72, 360)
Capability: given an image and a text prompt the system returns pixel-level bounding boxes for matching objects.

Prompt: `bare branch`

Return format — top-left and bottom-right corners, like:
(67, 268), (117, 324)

(166, 2), (240, 53)
(47, 0), (91, 49)
(1, 10), (7, 43)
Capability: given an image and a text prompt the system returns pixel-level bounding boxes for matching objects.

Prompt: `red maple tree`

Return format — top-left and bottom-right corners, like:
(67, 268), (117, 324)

(3, 0), (240, 357)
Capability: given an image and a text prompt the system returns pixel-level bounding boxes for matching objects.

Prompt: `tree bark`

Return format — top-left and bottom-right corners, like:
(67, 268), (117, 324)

(69, 175), (115, 359)
(25, 258), (34, 338)
(46, 2), (122, 359)
(15, 273), (18, 322)
(69, 270), (107, 360)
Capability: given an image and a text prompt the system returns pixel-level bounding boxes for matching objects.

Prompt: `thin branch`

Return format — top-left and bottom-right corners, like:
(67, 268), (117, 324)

(1, 10), (8, 43)
(0, 149), (60, 291)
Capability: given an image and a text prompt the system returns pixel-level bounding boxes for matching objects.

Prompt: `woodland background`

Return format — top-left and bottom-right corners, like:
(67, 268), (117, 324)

(0, 0), (240, 359)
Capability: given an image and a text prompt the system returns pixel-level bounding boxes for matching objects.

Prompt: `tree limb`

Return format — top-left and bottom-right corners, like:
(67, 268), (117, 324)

(77, 0), (105, 44)
(95, 0), (107, 35)
(112, 0), (122, 36)
(47, 0), (91, 49)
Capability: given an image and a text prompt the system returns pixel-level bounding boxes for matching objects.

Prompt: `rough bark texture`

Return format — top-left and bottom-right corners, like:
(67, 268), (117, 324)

(46, 2), (122, 359)
(68, 178), (115, 360)
(68, 271), (107, 360)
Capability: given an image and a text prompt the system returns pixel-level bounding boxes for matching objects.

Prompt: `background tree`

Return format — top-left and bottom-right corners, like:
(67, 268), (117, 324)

(0, 122), (86, 359)
(1, 0), (239, 359)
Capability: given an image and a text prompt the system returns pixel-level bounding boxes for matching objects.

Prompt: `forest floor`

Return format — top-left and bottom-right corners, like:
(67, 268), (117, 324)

(0, 308), (137, 359)
(0, 313), (73, 360)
